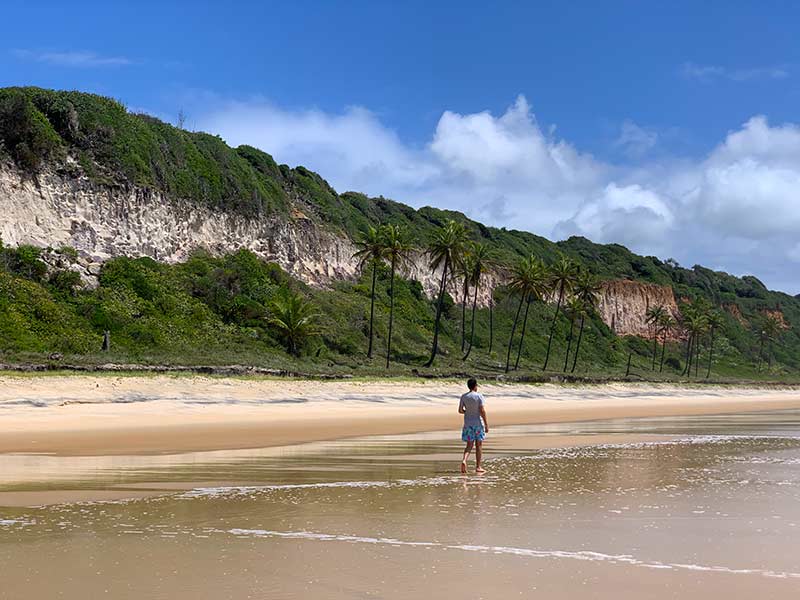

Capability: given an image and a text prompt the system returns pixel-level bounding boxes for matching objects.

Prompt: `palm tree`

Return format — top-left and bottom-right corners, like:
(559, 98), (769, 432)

(424, 220), (469, 368)
(705, 310), (724, 378)
(657, 313), (676, 372)
(758, 314), (782, 372)
(679, 303), (694, 377)
(352, 226), (387, 359)
(381, 224), (415, 369)
(458, 252), (474, 353)
(267, 288), (321, 356)
(645, 305), (667, 370)
(488, 264), (507, 356)
(682, 323), (693, 377)
(542, 257), (579, 371)
(691, 298), (712, 377)
(514, 258), (549, 371)
(680, 307), (708, 379)
(563, 296), (586, 372)
(504, 256), (547, 372)
(570, 272), (601, 373)
(462, 242), (494, 361)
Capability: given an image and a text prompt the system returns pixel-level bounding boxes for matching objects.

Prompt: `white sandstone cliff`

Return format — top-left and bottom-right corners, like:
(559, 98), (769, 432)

(0, 164), (677, 335)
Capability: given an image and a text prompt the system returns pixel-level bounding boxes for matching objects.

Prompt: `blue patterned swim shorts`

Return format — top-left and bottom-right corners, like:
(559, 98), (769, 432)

(462, 424), (486, 442)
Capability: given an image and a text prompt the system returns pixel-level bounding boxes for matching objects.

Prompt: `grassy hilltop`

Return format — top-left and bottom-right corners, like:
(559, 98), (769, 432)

(1, 86), (798, 380)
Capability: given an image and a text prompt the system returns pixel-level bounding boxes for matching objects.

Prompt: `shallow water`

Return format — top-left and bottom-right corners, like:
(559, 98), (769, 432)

(2, 412), (800, 599)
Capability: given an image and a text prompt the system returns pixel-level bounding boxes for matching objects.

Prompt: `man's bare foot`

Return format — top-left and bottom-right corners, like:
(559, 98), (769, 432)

(460, 461), (467, 474)
(475, 467), (486, 474)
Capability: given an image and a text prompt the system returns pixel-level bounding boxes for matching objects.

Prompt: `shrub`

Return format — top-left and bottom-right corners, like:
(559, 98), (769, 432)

(0, 89), (63, 170)
(1, 244), (48, 281)
(49, 269), (82, 296)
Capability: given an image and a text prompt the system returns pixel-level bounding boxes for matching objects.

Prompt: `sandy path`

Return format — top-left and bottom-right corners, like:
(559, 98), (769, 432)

(2, 376), (800, 455)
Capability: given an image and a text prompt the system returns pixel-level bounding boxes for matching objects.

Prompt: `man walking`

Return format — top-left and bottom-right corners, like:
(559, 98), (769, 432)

(459, 378), (489, 474)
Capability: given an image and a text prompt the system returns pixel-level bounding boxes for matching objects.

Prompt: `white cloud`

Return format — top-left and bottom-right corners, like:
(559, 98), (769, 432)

(555, 183), (674, 253)
(196, 97), (800, 294)
(558, 115), (800, 292)
(199, 101), (438, 193)
(615, 120), (658, 158)
(681, 61), (788, 82)
(13, 49), (132, 67)
(198, 95), (603, 234)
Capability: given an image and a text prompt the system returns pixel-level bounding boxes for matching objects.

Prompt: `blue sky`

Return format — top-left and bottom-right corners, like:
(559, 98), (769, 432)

(3, 1), (800, 292)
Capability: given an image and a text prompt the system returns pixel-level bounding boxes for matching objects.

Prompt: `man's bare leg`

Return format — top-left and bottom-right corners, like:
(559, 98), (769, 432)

(475, 441), (485, 473)
(461, 441), (474, 473)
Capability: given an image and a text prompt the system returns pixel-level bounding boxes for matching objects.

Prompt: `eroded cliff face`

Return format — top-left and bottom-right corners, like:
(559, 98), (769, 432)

(0, 165), (359, 286)
(0, 165), (496, 303)
(596, 279), (679, 338)
(0, 165), (674, 336)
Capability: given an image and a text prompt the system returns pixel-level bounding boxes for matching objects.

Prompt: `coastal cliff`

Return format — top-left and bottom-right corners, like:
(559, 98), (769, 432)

(0, 165), (357, 286)
(0, 163), (778, 340)
(0, 163), (502, 306)
(597, 279), (679, 338)
(1, 86), (798, 374)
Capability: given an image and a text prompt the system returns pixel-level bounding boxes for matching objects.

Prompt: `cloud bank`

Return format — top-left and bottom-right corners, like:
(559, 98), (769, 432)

(197, 97), (800, 294)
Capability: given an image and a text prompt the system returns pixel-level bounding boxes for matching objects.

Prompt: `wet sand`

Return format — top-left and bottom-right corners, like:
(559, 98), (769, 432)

(2, 376), (800, 455)
(2, 412), (800, 599)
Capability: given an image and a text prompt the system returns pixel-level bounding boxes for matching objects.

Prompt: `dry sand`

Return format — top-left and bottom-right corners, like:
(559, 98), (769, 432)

(2, 375), (800, 456)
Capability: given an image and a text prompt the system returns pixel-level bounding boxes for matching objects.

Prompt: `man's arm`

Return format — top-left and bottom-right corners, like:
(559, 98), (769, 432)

(480, 405), (489, 432)
(458, 397), (466, 414)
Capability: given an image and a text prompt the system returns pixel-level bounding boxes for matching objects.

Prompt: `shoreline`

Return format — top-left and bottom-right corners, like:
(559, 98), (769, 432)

(3, 376), (800, 456)
(3, 363), (800, 387)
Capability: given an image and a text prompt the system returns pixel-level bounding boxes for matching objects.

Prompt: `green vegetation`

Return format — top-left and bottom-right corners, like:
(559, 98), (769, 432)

(1, 87), (799, 381)
(0, 236), (797, 381)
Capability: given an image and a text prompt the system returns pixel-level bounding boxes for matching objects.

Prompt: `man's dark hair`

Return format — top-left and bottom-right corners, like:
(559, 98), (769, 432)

(467, 378), (477, 390)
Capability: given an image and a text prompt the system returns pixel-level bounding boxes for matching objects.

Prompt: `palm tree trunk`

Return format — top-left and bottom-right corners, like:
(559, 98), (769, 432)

(695, 334), (701, 377)
(424, 257), (449, 368)
(385, 257), (396, 369)
(461, 277), (469, 352)
(488, 294), (494, 354)
(462, 281), (479, 361)
(758, 335), (765, 372)
(367, 262), (377, 359)
(659, 329), (667, 372)
(514, 298), (532, 370)
(542, 285), (564, 371)
(650, 325), (656, 370)
(505, 295), (525, 373)
(683, 334), (693, 377)
(570, 314), (586, 373)
(705, 327), (714, 378)
(563, 315), (576, 372)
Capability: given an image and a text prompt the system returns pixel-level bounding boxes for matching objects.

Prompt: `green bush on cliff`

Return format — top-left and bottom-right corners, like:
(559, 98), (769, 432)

(0, 90), (63, 170)
(0, 87), (287, 215)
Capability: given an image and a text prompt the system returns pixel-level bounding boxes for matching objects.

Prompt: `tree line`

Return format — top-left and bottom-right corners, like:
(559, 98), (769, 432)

(347, 218), (785, 375)
(347, 219), (605, 372)
(644, 297), (784, 379)
(2, 225), (785, 375)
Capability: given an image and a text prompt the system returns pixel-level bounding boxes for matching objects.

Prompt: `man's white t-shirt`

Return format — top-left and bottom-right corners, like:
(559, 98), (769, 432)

(459, 391), (485, 428)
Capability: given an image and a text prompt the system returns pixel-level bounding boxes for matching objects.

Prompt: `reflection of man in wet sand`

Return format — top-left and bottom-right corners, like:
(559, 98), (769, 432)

(459, 378), (489, 474)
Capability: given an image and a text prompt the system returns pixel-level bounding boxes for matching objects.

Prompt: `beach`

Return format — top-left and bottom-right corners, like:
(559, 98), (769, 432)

(3, 375), (800, 456)
(4, 378), (800, 598)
